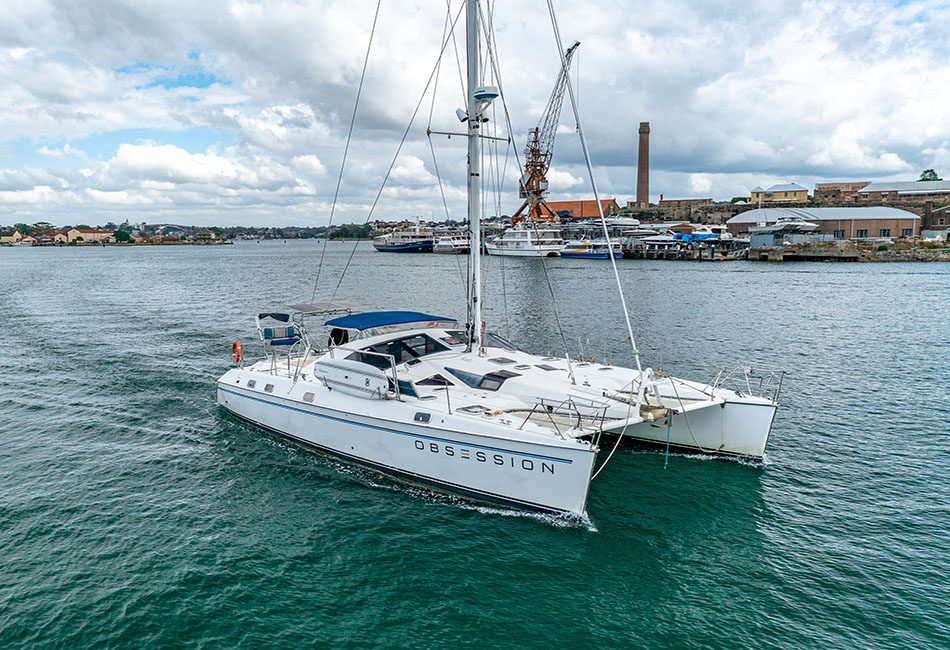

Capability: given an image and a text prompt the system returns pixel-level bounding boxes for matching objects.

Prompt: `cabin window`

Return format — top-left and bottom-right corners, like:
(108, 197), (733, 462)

(416, 374), (453, 386)
(445, 367), (520, 392)
(535, 364), (559, 371)
(879, 229), (891, 237)
(856, 229), (868, 238)
(397, 379), (418, 398)
(303, 392), (315, 402)
(264, 384), (274, 393)
(349, 333), (451, 369)
(247, 380), (257, 388)
(489, 357), (516, 365)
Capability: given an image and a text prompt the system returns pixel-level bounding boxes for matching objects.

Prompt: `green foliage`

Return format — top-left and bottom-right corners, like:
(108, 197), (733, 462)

(114, 230), (133, 243)
(14, 223), (32, 235)
(919, 169), (942, 182)
(877, 244), (888, 251)
(730, 196), (749, 204)
(328, 223), (373, 239)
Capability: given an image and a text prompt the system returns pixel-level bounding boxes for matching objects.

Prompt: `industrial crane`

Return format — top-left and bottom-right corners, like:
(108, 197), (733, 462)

(511, 40), (580, 224)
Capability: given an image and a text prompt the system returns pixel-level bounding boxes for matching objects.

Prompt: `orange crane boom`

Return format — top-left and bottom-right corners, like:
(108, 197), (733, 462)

(512, 40), (580, 223)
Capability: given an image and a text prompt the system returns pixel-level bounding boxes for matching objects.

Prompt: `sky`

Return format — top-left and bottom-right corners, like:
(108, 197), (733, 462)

(0, 0), (948, 227)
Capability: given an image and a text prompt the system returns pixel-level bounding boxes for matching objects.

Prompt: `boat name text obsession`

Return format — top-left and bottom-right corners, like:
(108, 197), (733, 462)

(413, 440), (556, 474)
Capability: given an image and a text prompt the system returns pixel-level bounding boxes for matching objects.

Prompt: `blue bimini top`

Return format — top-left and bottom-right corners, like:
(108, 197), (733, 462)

(324, 311), (456, 331)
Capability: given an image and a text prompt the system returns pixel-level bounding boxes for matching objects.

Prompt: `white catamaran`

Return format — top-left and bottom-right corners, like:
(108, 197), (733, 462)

(217, 1), (782, 517)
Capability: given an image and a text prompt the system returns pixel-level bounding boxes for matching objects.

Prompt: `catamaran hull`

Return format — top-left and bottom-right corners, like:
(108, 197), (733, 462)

(216, 380), (596, 515)
(607, 399), (777, 459)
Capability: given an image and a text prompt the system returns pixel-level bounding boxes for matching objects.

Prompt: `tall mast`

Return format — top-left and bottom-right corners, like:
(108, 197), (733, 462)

(465, 0), (482, 353)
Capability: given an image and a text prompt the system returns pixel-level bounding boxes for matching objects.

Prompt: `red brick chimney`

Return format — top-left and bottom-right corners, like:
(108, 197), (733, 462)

(636, 122), (650, 208)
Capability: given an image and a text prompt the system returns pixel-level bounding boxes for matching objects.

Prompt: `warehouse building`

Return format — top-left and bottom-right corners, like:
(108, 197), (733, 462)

(854, 180), (950, 205)
(726, 207), (920, 239)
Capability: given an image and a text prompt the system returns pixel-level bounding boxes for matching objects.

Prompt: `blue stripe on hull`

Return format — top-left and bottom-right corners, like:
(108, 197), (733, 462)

(217, 386), (573, 463)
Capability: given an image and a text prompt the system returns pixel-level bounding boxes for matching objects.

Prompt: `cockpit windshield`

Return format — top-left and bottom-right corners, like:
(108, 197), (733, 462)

(347, 333), (450, 369)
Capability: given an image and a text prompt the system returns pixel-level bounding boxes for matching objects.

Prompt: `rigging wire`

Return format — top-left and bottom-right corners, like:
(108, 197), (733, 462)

(546, 0), (644, 374)
(331, 1), (466, 300)
(477, 1), (573, 368)
(309, 0), (382, 303)
(427, 1), (467, 294)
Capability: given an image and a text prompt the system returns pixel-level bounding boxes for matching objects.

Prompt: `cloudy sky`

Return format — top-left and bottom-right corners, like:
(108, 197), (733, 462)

(1, 0), (947, 227)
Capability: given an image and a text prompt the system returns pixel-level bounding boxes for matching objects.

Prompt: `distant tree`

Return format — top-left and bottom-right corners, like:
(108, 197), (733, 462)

(730, 196), (750, 203)
(919, 169), (942, 182)
(74, 224), (91, 229)
(114, 230), (133, 242)
(14, 223), (32, 235)
(32, 221), (53, 231)
(103, 221), (117, 230)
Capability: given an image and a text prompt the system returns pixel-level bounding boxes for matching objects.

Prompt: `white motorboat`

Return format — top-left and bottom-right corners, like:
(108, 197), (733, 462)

(433, 233), (470, 254)
(749, 215), (819, 235)
(216, 1), (782, 518)
(372, 222), (434, 252)
(485, 221), (564, 257)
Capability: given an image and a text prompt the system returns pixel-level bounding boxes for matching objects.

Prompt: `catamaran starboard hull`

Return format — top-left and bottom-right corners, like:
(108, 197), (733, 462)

(606, 398), (777, 459)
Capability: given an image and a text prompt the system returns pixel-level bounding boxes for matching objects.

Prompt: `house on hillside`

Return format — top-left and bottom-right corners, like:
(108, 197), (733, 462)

(750, 183), (809, 204)
(0, 230), (23, 244)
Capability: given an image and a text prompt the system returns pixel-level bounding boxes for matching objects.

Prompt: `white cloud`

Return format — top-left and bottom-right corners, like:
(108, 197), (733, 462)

(0, 0), (945, 225)
(389, 155), (438, 186)
(547, 167), (584, 189)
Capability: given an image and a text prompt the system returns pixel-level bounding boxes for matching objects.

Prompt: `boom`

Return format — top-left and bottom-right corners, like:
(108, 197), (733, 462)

(512, 40), (580, 223)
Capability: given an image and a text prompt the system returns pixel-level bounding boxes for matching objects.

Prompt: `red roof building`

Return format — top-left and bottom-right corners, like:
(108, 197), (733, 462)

(543, 199), (620, 220)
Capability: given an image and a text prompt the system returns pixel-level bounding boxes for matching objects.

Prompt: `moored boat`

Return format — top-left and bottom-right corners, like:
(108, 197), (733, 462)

(372, 229), (434, 252)
(433, 233), (470, 254)
(560, 238), (622, 259)
(485, 221), (564, 257)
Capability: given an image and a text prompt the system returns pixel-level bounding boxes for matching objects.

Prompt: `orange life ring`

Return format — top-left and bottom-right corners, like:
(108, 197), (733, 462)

(231, 339), (243, 364)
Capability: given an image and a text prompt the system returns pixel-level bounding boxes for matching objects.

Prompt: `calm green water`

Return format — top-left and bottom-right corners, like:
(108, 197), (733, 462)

(1, 241), (947, 648)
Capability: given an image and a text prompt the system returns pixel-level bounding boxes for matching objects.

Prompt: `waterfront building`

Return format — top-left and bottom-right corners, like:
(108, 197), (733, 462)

(657, 197), (713, 209)
(67, 228), (114, 243)
(750, 183), (809, 204)
(814, 181), (870, 202)
(854, 180), (950, 205)
(53, 232), (68, 244)
(727, 207), (920, 239)
(544, 199), (620, 220)
(0, 230), (23, 244)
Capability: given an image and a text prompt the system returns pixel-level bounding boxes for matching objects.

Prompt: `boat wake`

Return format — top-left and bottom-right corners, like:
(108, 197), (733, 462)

(324, 455), (597, 530)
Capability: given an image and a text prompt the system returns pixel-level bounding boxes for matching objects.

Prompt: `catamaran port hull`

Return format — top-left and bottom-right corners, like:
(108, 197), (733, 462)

(605, 398), (777, 459)
(216, 375), (597, 515)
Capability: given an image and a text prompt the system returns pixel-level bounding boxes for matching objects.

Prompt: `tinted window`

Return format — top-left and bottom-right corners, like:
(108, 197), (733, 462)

(445, 367), (520, 392)
(348, 334), (450, 368)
